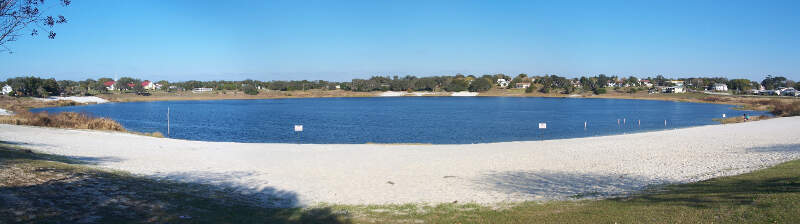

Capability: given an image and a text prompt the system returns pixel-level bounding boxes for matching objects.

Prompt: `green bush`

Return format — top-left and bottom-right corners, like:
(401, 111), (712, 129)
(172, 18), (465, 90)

(594, 88), (607, 94)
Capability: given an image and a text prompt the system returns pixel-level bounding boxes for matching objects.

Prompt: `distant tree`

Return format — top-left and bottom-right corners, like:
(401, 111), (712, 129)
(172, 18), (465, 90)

(728, 79), (753, 94)
(761, 75), (787, 90)
(0, 0), (71, 53)
(115, 77), (142, 92)
(468, 78), (492, 92)
(156, 80), (169, 91)
(444, 79), (468, 92)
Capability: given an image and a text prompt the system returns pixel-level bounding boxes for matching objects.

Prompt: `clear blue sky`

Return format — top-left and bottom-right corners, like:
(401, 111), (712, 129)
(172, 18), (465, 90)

(1, 0), (798, 82)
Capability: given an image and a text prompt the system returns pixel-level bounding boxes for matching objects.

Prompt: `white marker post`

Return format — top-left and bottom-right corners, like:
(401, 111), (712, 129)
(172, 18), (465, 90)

(638, 120), (641, 127)
(623, 118), (626, 124)
(538, 123), (547, 129)
(584, 121), (587, 129)
(294, 125), (303, 132)
(722, 113), (726, 118)
(664, 120), (667, 127)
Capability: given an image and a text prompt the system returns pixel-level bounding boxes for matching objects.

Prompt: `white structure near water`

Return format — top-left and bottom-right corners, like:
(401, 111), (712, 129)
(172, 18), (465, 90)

(192, 88), (213, 93)
(712, 83), (728, 92)
(1, 85), (12, 95)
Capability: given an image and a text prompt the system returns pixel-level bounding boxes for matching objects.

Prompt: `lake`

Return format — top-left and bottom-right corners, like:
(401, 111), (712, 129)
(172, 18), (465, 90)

(32, 97), (766, 144)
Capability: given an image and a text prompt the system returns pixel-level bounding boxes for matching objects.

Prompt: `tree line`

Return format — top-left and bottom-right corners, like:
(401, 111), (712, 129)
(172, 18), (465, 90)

(2, 74), (798, 98)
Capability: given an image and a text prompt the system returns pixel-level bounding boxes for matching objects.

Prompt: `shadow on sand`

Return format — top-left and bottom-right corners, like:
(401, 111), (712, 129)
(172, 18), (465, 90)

(0, 144), (350, 223)
(476, 170), (659, 200)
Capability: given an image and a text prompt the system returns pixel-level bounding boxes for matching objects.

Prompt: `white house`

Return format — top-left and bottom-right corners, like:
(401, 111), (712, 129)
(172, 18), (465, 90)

(1, 85), (12, 95)
(781, 88), (799, 96)
(496, 79), (509, 88)
(664, 86), (685, 93)
(712, 83), (728, 92)
(640, 80), (653, 88)
(669, 80), (685, 86)
(515, 82), (531, 89)
(192, 87), (213, 93)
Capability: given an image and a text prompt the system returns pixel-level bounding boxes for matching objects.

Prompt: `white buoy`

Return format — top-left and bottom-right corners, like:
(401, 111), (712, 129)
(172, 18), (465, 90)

(638, 120), (641, 126)
(584, 121), (587, 129)
(538, 123), (547, 129)
(623, 118), (626, 124)
(294, 125), (303, 132)
(722, 113), (726, 118)
(664, 120), (667, 126)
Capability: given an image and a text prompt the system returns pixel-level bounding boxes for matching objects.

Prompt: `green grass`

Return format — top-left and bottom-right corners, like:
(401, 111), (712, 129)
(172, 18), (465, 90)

(2, 143), (799, 223)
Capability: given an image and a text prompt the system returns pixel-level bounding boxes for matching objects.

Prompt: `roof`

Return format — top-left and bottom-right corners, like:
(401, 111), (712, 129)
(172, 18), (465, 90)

(141, 80), (151, 86)
(103, 81), (115, 86)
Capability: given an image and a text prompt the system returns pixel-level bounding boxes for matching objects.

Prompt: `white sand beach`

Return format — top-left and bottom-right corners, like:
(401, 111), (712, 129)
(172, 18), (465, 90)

(34, 96), (109, 104)
(1, 118), (799, 207)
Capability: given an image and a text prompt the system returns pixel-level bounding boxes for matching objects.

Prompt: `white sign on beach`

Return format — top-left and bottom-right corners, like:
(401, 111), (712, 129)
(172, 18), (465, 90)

(294, 125), (303, 132)
(538, 123), (547, 129)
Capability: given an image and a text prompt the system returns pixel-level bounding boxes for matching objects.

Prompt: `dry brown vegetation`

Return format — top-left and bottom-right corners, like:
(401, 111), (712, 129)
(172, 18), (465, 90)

(0, 111), (125, 131)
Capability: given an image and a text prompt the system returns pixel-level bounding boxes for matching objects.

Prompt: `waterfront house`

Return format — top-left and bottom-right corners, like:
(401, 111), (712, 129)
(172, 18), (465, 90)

(515, 82), (531, 89)
(1, 85), (12, 95)
(750, 89), (760, 95)
(669, 80), (685, 86)
(142, 80), (156, 90)
(104, 81), (116, 91)
(640, 80), (653, 88)
(496, 79), (509, 88)
(781, 88), (799, 96)
(192, 87), (213, 93)
(712, 83), (728, 92)
(664, 86), (685, 93)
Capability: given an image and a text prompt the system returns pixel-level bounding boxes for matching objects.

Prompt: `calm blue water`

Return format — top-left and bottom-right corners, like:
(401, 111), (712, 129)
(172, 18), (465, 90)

(32, 97), (766, 144)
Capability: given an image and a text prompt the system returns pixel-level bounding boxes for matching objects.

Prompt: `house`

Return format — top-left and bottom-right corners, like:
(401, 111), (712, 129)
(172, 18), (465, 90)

(668, 80), (684, 86)
(663, 86), (685, 93)
(712, 83), (728, 92)
(104, 81), (116, 91)
(496, 79), (509, 88)
(142, 80), (158, 90)
(515, 82), (531, 89)
(640, 80), (653, 88)
(750, 89), (760, 95)
(1, 85), (12, 95)
(781, 88), (799, 96)
(192, 87), (213, 93)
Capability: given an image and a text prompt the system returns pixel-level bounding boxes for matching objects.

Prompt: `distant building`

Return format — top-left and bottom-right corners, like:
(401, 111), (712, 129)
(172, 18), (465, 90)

(781, 88), (799, 96)
(496, 79), (509, 88)
(104, 81), (116, 91)
(640, 80), (653, 88)
(669, 80), (685, 86)
(192, 87), (213, 93)
(712, 83), (728, 92)
(663, 86), (685, 93)
(515, 82), (531, 89)
(142, 80), (158, 90)
(1, 85), (12, 95)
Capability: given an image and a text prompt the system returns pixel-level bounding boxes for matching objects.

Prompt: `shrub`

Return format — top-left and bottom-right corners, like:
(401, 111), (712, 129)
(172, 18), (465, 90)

(771, 101), (800, 117)
(0, 112), (125, 131)
(594, 88), (607, 94)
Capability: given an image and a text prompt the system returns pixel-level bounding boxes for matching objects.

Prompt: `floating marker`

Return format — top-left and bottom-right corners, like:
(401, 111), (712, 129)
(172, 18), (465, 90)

(584, 121), (587, 129)
(638, 120), (641, 126)
(538, 123), (547, 129)
(623, 118), (626, 124)
(294, 125), (303, 132)
(664, 120), (667, 126)
(722, 113), (726, 118)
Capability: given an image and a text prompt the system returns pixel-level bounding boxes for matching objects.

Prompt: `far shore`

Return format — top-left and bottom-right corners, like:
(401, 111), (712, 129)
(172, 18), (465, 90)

(93, 89), (799, 111)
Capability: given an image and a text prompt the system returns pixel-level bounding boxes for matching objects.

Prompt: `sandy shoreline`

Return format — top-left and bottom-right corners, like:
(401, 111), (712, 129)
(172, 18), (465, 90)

(1, 118), (799, 207)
